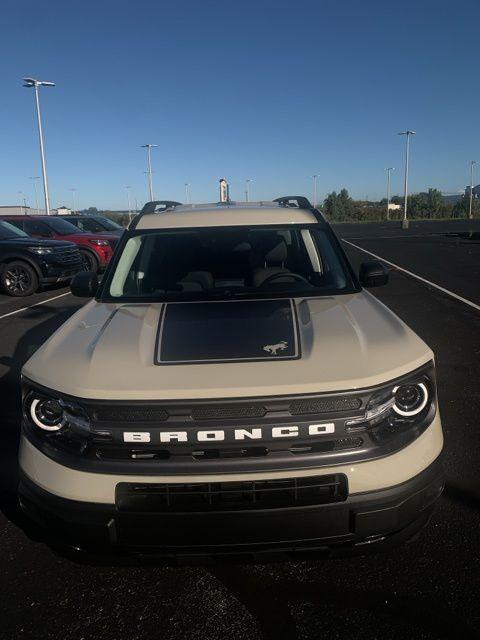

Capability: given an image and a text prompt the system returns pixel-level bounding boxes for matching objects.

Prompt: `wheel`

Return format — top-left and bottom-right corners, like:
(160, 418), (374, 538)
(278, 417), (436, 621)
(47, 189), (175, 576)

(1, 261), (39, 297)
(80, 250), (99, 273)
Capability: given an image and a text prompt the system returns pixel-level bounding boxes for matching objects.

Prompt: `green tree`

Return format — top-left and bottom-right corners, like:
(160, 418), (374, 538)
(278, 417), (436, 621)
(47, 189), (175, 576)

(323, 188), (355, 221)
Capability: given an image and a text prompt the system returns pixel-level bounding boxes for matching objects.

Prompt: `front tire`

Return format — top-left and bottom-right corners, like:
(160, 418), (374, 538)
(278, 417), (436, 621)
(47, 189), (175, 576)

(1, 261), (39, 297)
(80, 250), (99, 273)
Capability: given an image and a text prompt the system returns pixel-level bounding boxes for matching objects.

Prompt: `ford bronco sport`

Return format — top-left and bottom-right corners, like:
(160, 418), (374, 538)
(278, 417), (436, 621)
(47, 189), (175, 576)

(18, 196), (444, 558)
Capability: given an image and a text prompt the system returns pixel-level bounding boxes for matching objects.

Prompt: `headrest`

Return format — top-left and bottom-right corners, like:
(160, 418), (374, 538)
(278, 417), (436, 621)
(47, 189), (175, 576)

(265, 239), (287, 265)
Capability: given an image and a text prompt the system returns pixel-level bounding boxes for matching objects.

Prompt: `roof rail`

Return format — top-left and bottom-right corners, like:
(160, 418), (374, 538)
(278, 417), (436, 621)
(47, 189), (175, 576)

(129, 200), (183, 230)
(273, 196), (313, 209)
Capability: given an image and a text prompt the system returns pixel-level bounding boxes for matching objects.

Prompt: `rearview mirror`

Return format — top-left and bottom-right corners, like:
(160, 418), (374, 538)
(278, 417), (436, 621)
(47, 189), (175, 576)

(71, 271), (98, 297)
(359, 260), (389, 288)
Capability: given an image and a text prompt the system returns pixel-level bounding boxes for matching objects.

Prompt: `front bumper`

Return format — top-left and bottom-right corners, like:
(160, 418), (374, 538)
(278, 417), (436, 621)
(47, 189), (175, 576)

(18, 452), (444, 560)
(38, 259), (83, 284)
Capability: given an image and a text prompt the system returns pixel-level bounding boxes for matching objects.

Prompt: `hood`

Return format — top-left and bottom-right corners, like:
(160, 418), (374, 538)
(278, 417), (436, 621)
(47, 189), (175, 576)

(23, 292), (433, 400)
(0, 237), (76, 248)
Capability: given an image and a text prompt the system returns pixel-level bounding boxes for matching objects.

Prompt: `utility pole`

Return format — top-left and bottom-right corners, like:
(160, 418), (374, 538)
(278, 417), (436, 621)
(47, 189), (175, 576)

(469, 161), (477, 219)
(125, 186), (132, 221)
(385, 167), (395, 220)
(141, 144), (158, 201)
(184, 183), (191, 203)
(23, 77), (55, 215)
(29, 176), (40, 214)
(70, 188), (77, 214)
(398, 131), (416, 229)
(312, 174), (319, 208)
(18, 191), (27, 214)
(245, 179), (253, 202)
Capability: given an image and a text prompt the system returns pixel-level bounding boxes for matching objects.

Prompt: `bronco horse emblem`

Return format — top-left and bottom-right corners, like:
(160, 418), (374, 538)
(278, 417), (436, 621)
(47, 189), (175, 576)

(263, 341), (288, 356)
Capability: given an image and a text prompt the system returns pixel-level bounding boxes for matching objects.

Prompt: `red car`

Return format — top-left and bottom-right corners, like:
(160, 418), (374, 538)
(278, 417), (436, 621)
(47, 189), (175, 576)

(1, 215), (118, 272)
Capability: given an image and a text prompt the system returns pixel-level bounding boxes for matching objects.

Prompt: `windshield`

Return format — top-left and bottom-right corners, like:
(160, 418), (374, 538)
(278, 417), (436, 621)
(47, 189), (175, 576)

(94, 216), (122, 230)
(105, 225), (355, 301)
(68, 217), (106, 233)
(0, 220), (28, 240)
(45, 217), (82, 235)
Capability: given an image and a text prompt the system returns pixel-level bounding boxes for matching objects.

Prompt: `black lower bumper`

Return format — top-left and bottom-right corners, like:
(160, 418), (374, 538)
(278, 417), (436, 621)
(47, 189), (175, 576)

(39, 263), (83, 284)
(18, 457), (443, 561)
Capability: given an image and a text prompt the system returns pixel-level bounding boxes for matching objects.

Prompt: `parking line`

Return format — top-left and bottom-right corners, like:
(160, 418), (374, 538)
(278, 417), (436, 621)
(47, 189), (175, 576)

(342, 238), (480, 313)
(0, 292), (72, 321)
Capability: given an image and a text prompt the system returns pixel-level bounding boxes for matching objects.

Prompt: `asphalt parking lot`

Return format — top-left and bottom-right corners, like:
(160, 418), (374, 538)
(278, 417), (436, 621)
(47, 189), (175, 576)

(1, 219), (479, 640)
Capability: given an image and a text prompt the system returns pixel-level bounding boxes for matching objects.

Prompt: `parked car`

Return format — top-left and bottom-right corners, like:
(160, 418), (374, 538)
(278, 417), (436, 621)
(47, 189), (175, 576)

(1, 215), (118, 272)
(18, 196), (444, 557)
(0, 219), (83, 296)
(58, 214), (124, 236)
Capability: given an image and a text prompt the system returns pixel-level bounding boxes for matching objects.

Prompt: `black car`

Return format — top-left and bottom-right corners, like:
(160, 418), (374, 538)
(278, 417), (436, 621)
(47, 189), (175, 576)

(0, 219), (83, 296)
(58, 214), (124, 236)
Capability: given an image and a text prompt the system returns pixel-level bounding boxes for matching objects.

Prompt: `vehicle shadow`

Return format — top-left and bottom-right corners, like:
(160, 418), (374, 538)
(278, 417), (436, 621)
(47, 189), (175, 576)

(0, 302), (82, 519)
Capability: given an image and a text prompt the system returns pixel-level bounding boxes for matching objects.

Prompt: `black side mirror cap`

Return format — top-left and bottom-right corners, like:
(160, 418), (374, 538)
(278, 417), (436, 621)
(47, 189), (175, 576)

(359, 260), (389, 288)
(71, 271), (99, 297)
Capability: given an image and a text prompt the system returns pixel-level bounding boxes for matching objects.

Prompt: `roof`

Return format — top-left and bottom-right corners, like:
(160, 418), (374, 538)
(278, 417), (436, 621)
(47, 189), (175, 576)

(133, 201), (321, 230)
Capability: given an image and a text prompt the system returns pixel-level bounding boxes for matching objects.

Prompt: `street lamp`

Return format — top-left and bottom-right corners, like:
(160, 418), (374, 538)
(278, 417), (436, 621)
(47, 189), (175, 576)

(125, 186), (132, 221)
(385, 167), (395, 220)
(184, 183), (191, 204)
(29, 176), (40, 214)
(23, 77), (55, 215)
(141, 144), (158, 201)
(469, 161), (477, 219)
(398, 131), (416, 228)
(18, 191), (27, 214)
(245, 179), (253, 202)
(70, 188), (77, 214)
(312, 174), (319, 208)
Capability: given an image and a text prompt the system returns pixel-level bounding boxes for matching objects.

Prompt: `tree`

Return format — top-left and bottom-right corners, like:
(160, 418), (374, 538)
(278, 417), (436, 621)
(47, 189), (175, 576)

(323, 188), (355, 221)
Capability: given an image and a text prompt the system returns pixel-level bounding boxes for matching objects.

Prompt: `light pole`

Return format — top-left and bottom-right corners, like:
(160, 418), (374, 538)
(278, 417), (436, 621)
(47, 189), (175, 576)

(29, 176), (40, 214)
(469, 161), (477, 219)
(245, 179), (253, 202)
(70, 188), (77, 214)
(385, 167), (395, 220)
(312, 174), (319, 208)
(141, 144), (158, 201)
(398, 131), (416, 228)
(23, 77), (55, 215)
(18, 191), (27, 214)
(125, 186), (132, 221)
(184, 183), (191, 204)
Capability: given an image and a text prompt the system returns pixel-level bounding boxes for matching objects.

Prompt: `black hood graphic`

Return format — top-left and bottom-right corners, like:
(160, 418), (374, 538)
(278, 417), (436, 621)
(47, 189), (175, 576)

(156, 299), (299, 364)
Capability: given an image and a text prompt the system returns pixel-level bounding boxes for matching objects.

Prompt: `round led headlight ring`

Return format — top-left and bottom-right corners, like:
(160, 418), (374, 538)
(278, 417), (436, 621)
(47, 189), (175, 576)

(392, 382), (429, 417)
(30, 398), (66, 431)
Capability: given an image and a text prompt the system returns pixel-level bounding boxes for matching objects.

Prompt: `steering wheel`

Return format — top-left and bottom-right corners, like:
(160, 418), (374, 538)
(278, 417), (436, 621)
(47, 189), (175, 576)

(259, 272), (310, 287)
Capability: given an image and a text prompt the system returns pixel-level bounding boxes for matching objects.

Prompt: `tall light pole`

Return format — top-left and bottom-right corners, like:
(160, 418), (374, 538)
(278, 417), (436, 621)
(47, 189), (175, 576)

(29, 176), (40, 214)
(70, 188), (77, 214)
(385, 167), (395, 220)
(18, 191), (27, 214)
(469, 161), (477, 219)
(23, 77), (55, 215)
(141, 144), (158, 201)
(184, 183), (191, 203)
(398, 131), (416, 228)
(245, 179), (253, 202)
(125, 186), (132, 221)
(312, 174), (319, 208)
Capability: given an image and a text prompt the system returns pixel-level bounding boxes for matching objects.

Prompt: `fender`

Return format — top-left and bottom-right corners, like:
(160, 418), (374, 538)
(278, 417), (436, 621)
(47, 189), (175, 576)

(0, 252), (43, 280)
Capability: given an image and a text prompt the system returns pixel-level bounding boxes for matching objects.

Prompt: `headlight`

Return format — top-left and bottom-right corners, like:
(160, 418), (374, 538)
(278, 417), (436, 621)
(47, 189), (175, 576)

(24, 390), (90, 437)
(27, 246), (54, 255)
(88, 239), (109, 246)
(346, 365), (434, 433)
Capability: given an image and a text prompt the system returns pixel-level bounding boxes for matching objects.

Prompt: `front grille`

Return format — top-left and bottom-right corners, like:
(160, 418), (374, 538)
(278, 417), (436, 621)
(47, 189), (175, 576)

(94, 407), (168, 423)
(116, 474), (348, 512)
(191, 405), (267, 421)
(289, 397), (362, 415)
(54, 247), (82, 264)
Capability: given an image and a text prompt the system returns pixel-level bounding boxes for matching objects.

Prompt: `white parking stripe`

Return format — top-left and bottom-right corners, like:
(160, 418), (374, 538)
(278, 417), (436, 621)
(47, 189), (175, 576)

(342, 238), (480, 313)
(0, 292), (72, 321)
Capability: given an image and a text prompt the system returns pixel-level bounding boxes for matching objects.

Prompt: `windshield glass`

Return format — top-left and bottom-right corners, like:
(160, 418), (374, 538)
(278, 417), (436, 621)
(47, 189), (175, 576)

(68, 217), (106, 233)
(45, 217), (82, 235)
(105, 225), (355, 301)
(0, 220), (28, 239)
(94, 216), (122, 230)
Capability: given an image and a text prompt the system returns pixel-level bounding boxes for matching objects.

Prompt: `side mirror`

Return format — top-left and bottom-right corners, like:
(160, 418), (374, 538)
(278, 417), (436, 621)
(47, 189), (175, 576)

(359, 260), (389, 288)
(71, 271), (98, 297)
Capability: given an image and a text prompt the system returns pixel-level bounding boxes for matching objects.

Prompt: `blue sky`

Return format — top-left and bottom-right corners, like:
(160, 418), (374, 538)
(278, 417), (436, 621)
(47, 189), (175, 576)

(1, 0), (479, 210)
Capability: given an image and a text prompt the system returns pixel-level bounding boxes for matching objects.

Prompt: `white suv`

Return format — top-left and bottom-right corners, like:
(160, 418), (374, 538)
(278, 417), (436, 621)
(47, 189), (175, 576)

(18, 196), (444, 559)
